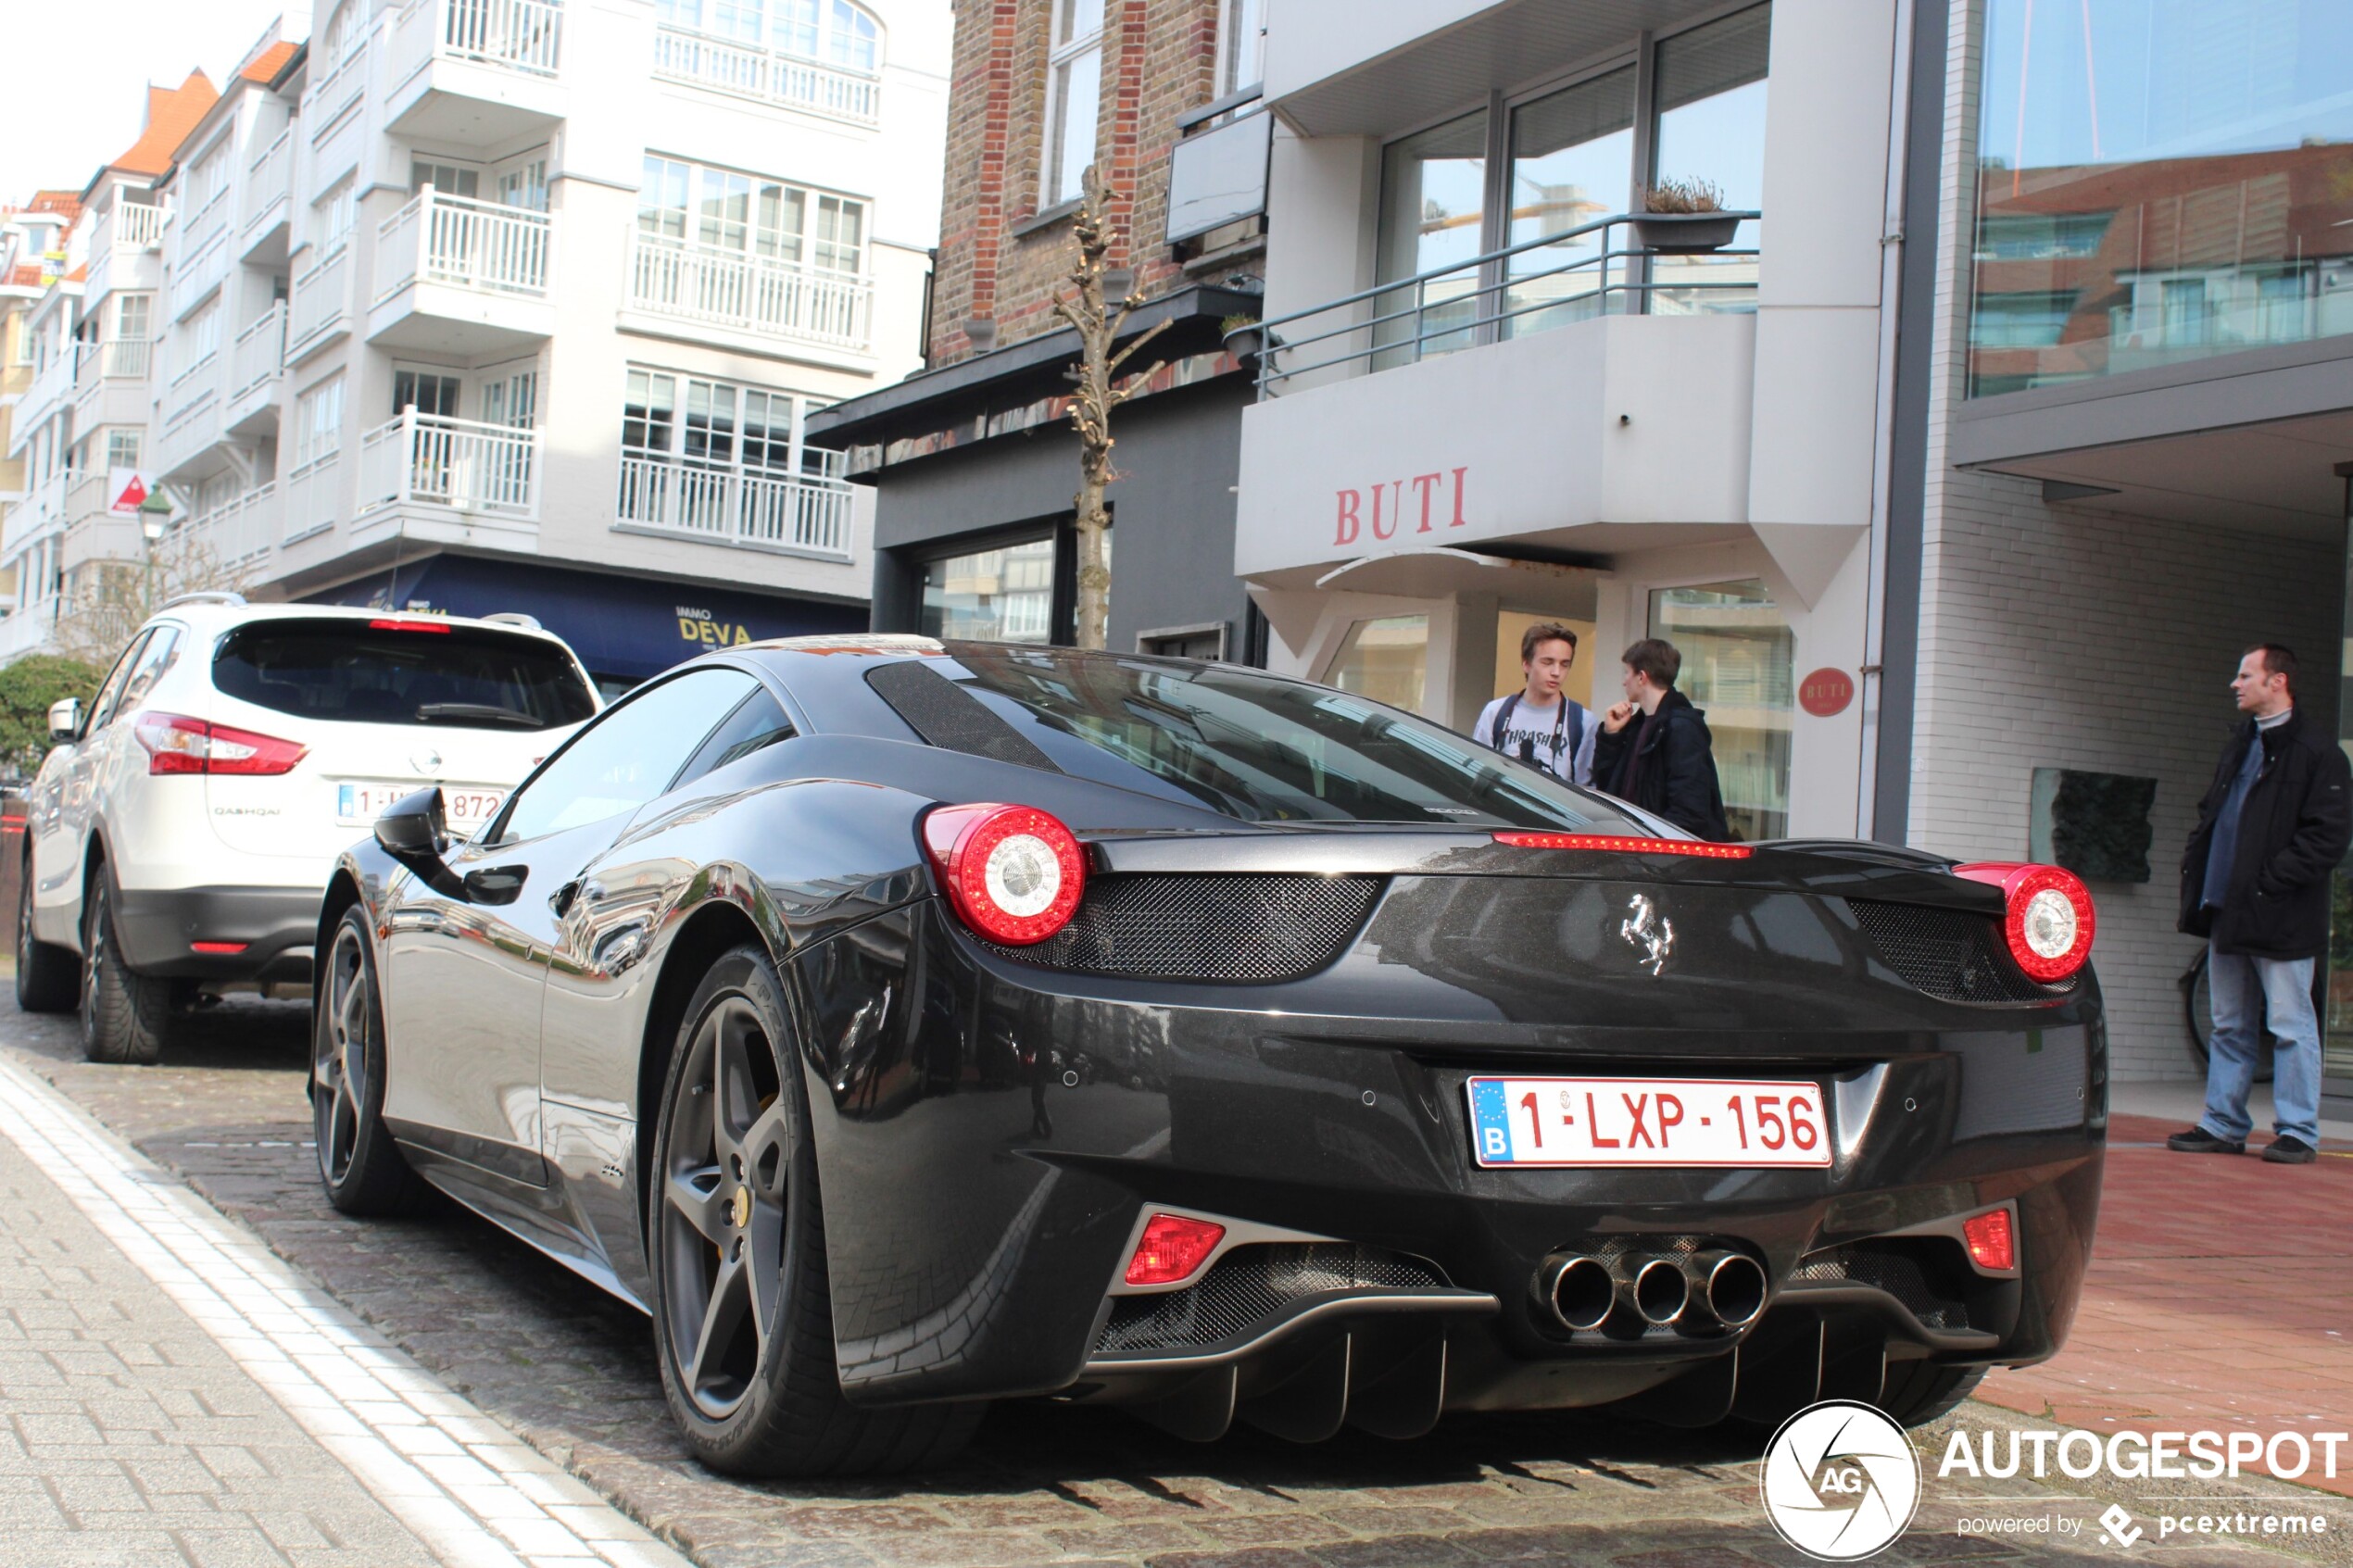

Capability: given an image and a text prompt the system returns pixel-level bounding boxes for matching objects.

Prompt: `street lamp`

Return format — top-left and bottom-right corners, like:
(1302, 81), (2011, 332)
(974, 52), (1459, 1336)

(137, 488), (171, 612)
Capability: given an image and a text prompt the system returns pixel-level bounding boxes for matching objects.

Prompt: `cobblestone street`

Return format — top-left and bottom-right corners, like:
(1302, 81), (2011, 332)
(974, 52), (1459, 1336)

(2, 993), (2347, 1568)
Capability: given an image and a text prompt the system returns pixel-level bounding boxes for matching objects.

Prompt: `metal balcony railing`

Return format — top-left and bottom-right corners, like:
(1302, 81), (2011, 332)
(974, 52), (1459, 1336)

(1239, 208), (1761, 396)
(359, 411), (541, 518)
(624, 232), (871, 351)
(650, 24), (878, 125)
(614, 449), (853, 559)
(377, 188), (551, 302)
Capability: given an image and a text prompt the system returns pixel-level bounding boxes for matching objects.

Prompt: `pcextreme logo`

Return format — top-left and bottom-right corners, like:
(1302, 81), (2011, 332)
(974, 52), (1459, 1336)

(1759, 1401), (1923, 1561)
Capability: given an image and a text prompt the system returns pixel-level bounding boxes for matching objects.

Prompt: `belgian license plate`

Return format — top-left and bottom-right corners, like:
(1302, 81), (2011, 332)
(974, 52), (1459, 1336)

(337, 783), (504, 833)
(1465, 1076), (1832, 1168)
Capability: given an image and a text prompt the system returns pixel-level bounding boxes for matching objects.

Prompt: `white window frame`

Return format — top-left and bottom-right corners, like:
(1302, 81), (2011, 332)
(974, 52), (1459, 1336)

(1042, 0), (1105, 208)
(1216, 0), (1264, 97)
(295, 374), (346, 471)
(623, 365), (810, 477)
(105, 429), (142, 470)
(636, 155), (868, 275)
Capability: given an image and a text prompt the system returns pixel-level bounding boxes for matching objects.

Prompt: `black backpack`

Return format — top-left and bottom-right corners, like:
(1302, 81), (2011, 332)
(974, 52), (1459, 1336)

(1491, 692), (1582, 777)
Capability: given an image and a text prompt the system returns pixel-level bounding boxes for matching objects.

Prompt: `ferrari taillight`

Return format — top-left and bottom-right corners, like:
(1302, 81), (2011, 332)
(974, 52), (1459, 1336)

(1953, 861), (2095, 982)
(133, 712), (308, 776)
(1125, 1213), (1226, 1286)
(1962, 1208), (2016, 1273)
(1493, 831), (1753, 859)
(921, 802), (1087, 946)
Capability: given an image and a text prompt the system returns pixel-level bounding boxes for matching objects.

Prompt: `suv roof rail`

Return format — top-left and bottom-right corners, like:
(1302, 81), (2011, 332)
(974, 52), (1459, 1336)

(159, 591), (246, 611)
(479, 611), (542, 631)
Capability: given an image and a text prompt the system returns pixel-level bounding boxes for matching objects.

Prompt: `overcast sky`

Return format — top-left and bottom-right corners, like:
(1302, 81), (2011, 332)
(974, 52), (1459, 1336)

(0, 0), (301, 206)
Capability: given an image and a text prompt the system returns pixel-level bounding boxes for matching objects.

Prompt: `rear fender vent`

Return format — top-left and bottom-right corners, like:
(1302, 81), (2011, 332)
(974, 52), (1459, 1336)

(1095, 1242), (1451, 1356)
(982, 873), (1382, 983)
(1787, 1240), (1975, 1332)
(1846, 898), (2076, 1005)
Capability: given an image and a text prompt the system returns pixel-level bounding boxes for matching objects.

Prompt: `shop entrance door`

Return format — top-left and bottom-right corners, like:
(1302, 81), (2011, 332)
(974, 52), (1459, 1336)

(1647, 579), (1793, 841)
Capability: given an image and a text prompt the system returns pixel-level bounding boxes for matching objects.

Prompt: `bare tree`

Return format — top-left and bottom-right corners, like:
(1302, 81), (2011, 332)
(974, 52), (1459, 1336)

(1050, 164), (1169, 651)
(52, 529), (245, 665)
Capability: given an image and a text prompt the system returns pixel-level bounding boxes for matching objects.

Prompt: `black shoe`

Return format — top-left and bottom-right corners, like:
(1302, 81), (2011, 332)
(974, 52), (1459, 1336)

(2166, 1126), (2246, 1154)
(2262, 1135), (2318, 1164)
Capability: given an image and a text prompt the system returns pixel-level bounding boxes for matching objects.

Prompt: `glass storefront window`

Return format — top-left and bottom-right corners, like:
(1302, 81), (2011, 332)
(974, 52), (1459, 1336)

(1373, 112), (1488, 367)
(921, 538), (1056, 643)
(1647, 5), (1768, 315)
(1327, 615), (1430, 713)
(1969, 0), (2353, 395)
(1647, 580), (1793, 840)
(1505, 69), (1637, 336)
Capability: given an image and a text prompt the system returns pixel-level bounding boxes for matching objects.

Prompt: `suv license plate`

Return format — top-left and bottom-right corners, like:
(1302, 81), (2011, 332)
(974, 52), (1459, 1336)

(1465, 1076), (1831, 1168)
(337, 784), (505, 831)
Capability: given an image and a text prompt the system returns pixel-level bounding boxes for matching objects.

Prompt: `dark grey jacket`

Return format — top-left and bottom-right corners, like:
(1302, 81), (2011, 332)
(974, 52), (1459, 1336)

(2178, 707), (2352, 959)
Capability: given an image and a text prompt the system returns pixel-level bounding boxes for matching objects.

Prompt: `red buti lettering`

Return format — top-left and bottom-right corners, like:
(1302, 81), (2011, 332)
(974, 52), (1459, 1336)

(1335, 488), (1362, 546)
(1411, 472), (1442, 532)
(1371, 481), (1398, 540)
(1450, 467), (1470, 527)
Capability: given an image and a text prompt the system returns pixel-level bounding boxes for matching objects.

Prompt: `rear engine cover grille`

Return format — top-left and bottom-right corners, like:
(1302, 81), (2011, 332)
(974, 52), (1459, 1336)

(1095, 1243), (1449, 1355)
(1789, 1243), (1973, 1331)
(1846, 899), (2076, 1004)
(985, 874), (1381, 983)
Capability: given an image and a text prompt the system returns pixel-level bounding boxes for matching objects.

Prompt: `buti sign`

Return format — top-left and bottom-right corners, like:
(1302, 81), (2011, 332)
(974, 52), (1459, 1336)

(1331, 467), (1473, 546)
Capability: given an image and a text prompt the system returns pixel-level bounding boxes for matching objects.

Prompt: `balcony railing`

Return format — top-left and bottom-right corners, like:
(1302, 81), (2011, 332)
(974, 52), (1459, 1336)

(117, 203), (168, 251)
(19, 351), (76, 433)
(0, 599), (62, 661)
(625, 232), (871, 351)
(244, 130), (292, 236)
(184, 483), (280, 571)
(171, 229), (232, 320)
(307, 40), (370, 131)
(391, 0), (564, 84)
(158, 373), (224, 474)
(1240, 208), (1761, 396)
(376, 188), (551, 303)
(651, 25), (879, 126)
(615, 450), (853, 559)
(288, 246), (352, 357)
(231, 306), (287, 404)
(359, 411), (540, 518)
(74, 338), (151, 399)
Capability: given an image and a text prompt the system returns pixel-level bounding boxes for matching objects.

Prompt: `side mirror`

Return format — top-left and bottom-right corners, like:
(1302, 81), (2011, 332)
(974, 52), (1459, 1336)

(374, 788), (469, 898)
(47, 697), (80, 744)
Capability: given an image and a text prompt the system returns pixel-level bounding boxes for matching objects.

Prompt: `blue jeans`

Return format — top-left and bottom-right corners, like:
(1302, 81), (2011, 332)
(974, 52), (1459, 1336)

(2201, 943), (2322, 1146)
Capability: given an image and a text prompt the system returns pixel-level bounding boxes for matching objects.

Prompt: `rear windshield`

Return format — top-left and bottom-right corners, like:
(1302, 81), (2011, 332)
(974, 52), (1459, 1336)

(938, 646), (1656, 832)
(213, 620), (598, 731)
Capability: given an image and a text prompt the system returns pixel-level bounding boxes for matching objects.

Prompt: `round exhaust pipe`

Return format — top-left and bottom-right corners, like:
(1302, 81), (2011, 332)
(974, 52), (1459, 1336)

(1535, 1253), (1616, 1332)
(1627, 1256), (1690, 1326)
(1687, 1250), (1768, 1331)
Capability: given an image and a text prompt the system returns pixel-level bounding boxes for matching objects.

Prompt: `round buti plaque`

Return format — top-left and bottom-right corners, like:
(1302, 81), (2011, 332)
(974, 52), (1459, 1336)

(1798, 667), (1856, 719)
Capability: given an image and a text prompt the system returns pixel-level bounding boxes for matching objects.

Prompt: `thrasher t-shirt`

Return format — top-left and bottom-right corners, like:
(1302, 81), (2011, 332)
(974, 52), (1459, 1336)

(1475, 695), (1596, 787)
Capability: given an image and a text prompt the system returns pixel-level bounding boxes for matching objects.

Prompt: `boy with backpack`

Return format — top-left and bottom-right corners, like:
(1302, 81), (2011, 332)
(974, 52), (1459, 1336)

(1475, 622), (1596, 786)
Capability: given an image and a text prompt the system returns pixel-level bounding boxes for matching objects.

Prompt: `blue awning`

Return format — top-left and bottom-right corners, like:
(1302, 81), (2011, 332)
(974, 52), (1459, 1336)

(306, 556), (867, 683)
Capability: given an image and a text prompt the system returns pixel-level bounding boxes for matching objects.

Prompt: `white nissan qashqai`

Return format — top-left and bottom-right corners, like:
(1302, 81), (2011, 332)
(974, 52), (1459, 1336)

(17, 594), (600, 1062)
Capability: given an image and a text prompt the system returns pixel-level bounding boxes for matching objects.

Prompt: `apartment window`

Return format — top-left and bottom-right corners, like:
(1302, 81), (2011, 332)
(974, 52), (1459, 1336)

(1504, 69), (1635, 332)
(624, 369), (805, 474)
(638, 156), (866, 272)
(116, 294), (150, 342)
(1374, 110), (1489, 361)
(410, 160), (482, 198)
(106, 430), (141, 470)
(1218, 0), (1264, 96)
(1647, 6), (1769, 308)
(497, 159), (549, 213)
(922, 537), (1057, 644)
(660, 0), (879, 69)
(180, 299), (222, 378)
(1043, 0), (1104, 207)
(319, 182), (357, 255)
(1647, 580), (1791, 841)
(393, 370), (462, 417)
(296, 375), (346, 470)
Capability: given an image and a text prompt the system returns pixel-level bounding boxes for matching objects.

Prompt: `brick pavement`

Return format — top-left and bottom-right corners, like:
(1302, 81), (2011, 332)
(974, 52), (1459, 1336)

(1979, 1113), (2353, 1498)
(0, 994), (2343, 1568)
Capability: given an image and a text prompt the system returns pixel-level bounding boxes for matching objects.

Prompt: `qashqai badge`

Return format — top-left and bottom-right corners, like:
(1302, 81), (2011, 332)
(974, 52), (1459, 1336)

(1759, 1400), (1922, 1561)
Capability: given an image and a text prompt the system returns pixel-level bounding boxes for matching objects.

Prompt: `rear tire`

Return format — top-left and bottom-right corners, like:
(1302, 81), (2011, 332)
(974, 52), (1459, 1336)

(15, 858), (80, 1013)
(313, 908), (429, 1216)
(1876, 1362), (1985, 1427)
(80, 877), (170, 1064)
(647, 943), (982, 1476)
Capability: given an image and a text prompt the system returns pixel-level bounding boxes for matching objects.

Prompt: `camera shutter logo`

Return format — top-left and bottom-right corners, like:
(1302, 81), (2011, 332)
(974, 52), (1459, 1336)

(1759, 1400), (1922, 1561)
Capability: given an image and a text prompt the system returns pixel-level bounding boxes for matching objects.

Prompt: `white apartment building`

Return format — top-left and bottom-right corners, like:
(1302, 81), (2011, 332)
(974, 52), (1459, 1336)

(11, 0), (949, 689)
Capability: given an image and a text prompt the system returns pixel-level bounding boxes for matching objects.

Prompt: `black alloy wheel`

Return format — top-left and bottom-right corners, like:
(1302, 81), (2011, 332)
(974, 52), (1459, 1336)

(15, 857), (79, 1013)
(311, 908), (427, 1215)
(647, 945), (979, 1475)
(80, 876), (171, 1064)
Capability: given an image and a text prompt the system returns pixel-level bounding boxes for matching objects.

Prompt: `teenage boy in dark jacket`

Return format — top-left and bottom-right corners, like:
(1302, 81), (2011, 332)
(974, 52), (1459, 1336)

(2171, 644), (2350, 1164)
(1592, 638), (1734, 841)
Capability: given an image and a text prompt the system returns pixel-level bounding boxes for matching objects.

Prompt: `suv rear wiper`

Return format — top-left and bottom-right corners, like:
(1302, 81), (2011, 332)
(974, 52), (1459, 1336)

(415, 702), (542, 728)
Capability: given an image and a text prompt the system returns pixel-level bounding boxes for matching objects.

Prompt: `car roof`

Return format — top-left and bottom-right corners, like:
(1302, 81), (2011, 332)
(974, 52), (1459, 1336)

(140, 599), (582, 653)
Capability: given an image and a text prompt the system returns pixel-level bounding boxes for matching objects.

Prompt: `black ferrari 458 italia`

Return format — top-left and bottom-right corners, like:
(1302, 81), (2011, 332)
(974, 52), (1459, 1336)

(315, 635), (2104, 1475)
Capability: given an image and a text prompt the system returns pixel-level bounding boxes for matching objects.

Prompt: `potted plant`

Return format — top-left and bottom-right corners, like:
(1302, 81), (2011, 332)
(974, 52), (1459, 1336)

(1631, 178), (1742, 254)
(1221, 312), (1265, 360)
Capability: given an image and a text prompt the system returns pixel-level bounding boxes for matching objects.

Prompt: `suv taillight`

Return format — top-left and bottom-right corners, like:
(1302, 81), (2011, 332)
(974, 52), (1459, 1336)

(133, 712), (308, 776)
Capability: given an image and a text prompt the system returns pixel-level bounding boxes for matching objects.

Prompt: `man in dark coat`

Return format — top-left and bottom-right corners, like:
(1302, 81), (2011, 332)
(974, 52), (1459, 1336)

(2171, 643), (2349, 1164)
(1591, 638), (1733, 842)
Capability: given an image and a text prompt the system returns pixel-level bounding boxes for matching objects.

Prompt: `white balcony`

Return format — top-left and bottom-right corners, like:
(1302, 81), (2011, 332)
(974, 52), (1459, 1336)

(117, 204), (167, 252)
(283, 452), (341, 544)
(226, 306), (288, 434)
(83, 202), (167, 307)
(170, 229), (232, 321)
(60, 508), (144, 574)
(181, 187), (233, 260)
(370, 190), (555, 355)
(14, 352), (77, 450)
(359, 412), (541, 521)
(73, 338), (151, 403)
(651, 25), (879, 126)
(2, 469), (76, 554)
(387, 0), (566, 143)
(287, 246), (353, 363)
(0, 599), (62, 662)
(242, 131), (292, 263)
(156, 367), (226, 482)
(623, 232), (872, 356)
(614, 450), (853, 560)
(183, 483), (280, 575)
(305, 41), (371, 134)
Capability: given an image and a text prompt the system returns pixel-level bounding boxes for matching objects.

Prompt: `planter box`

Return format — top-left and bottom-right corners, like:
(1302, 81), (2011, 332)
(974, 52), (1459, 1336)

(1632, 212), (1742, 254)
